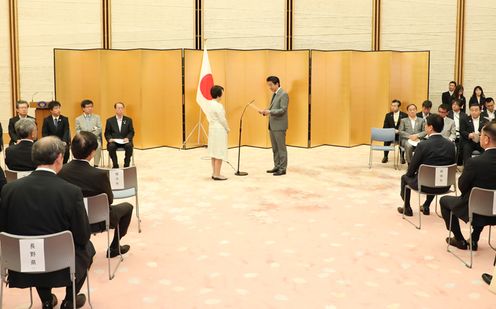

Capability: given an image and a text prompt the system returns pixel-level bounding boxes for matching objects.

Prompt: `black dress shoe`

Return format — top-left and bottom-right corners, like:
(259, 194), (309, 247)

(400, 157), (406, 164)
(266, 168), (278, 173)
(420, 205), (430, 216)
(60, 294), (86, 309)
(107, 244), (130, 258)
(482, 273), (493, 285)
(381, 157), (388, 163)
(446, 237), (468, 250)
(212, 176), (227, 181)
(397, 206), (413, 216)
(273, 170), (286, 176)
(42, 294), (58, 309)
(471, 240), (478, 251)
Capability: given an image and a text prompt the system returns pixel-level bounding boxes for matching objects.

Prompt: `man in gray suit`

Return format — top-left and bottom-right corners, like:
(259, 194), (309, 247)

(75, 99), (102, 167)
(398, 103), (426, 164)
(259, 76), (289, 176)
(438, 104), (456, 142)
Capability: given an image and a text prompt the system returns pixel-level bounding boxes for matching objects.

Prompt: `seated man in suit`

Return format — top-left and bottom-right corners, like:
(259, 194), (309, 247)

(482, 97), (495, 122)
(398, 104), (427, 164)
(75, 99), (102, 167)
(8, 100), (35, 145)
(5, 118), (37, 171)
(382, 99), (407, 163)
(438, 104), (456, 142)
(105, 102), (135, 168)
(59, 132), (133, 257)
(42, 101), (71, 163)
(460, 103), (488, 163)
(441, 121), (496, 250)
(0, 136), (94, 309)
(442, 81), (456, 108)
(416, 100), (432, 119)
(397, 114), (456, 216)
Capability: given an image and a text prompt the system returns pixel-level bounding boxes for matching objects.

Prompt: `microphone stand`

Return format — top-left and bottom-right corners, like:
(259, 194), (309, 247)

(235, 100), (254, 176)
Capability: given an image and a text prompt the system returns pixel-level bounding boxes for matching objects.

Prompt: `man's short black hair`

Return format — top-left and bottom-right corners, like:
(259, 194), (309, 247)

(114, 102), (125, 109)
(266, 76), (280, 86)
(485, 97), (494, 104)
(469, 103), (481, 109)
(422, 100), (433, 108)
(71, 132), (98, 160)
(16, 100), (29, 109)
(32, 136), (66, 166)
(392, 99), (401, 106)
(438, 104), (449, 112)
(81, 99), (94, 108)
(210, 85), (224, 99)
(48, 100), (61, 110)
(406, 103), (417, 110)
(426, 114), (444, 133)
(451, 98), (462, 106)
(449, 81), (457, 86)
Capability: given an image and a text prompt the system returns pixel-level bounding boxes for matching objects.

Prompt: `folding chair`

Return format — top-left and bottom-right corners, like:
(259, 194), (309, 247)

(403, 164), (458, 229)
(448, 187), (496, 268)
(103, 166), (141, 233)
(85, 193), (122, 280)
(369, 128), (396, 169)
(0, 231), (93, 309)
(5, 170), (33, 182)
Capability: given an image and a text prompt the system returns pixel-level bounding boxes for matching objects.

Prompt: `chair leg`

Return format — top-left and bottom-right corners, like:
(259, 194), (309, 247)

(434, 195), (442, 218)
(86, 270), (93, 309)
(136, 195), (141, 233)
(108, 226), (124, 280)
(72, 276), (76, 309)
(489, 226), (496, 251)
(368, 147), (372, 169)
(28, 287), (33, 309)
(447, 211), (472, 268)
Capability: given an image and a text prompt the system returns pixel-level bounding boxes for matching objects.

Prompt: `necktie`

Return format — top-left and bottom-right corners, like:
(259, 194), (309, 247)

(53, 118), (58, 127)
(271, 93), (276, 103)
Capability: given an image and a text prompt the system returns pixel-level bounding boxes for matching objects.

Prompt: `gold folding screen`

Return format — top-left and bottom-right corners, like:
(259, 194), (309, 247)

(184, 50), (309, 148)
(54, 49), (183, 148)
(310, 50), (429, 147)
(55, 49), (427, 149)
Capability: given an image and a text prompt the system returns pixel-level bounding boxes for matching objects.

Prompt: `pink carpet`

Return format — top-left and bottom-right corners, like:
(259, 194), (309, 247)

(3, 146), (495, 308)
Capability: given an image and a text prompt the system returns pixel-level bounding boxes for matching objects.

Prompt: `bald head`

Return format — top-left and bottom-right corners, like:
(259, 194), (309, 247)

(32, 136), (66, 167)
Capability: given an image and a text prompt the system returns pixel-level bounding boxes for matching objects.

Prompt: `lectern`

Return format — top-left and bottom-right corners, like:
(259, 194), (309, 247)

(29, 101), (51, 140)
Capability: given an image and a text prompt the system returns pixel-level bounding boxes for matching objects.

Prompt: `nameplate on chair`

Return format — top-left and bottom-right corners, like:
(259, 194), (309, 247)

(83, 198), (89, 214)
(434, 167), (448, 186)
(19, 239), (45, 272)
(17, 171), (32, 179)
(109, 169), (125, 190)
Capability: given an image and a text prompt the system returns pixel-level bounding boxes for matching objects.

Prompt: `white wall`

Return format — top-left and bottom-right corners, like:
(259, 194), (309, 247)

(204, 0), (285, 49)
(0, 0), (12, 136)
(18, 0), (101, 104)
(293, 0), (372, 50)
(381, 0), (457, 106)
(112, 0), (195, 49)
(464, 0), (496, 100)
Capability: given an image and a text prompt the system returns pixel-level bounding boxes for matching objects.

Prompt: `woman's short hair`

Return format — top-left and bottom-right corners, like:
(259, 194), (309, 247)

(210, 85), (224, 99)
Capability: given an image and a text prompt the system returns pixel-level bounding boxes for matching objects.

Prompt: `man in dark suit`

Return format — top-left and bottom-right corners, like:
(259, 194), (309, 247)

(8, 100), (35, 145)
(441, 121), (496, 250)
(42, 101), (71, 163)
(481, 97), (495, 122)
(0, 136), (94, 309)
(259, 76), (289, 176)
(105, 102), (135, 168)
(460, 103), (488, 163)
(416, 100), (432, 119)
(59, 132), (133, 257)
(442, 81), (456, 108)
(382, 99), (407, 163)
(5, 118), (37, 171)
(397, 114), (456, 216)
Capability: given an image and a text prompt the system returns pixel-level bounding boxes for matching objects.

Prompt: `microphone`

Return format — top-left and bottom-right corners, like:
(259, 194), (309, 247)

(31, 92), (40, 103)
(235, 99), (255, 176)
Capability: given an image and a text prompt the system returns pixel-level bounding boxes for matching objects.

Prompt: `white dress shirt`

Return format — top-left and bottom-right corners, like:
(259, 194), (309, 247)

(116, 116), (123, 132)
(393, 111), (399, 125)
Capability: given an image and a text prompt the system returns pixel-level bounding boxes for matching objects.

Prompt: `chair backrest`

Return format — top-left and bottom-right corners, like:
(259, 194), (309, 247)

(469, 187), (496, 218)
(417, 164), (457, 189)
(107, 166), (138, 191)
(85, 193), (110, 228)
(371, 128), (396, 143)
(0, 231), (75, 275)
(5, 170), (33, 182)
